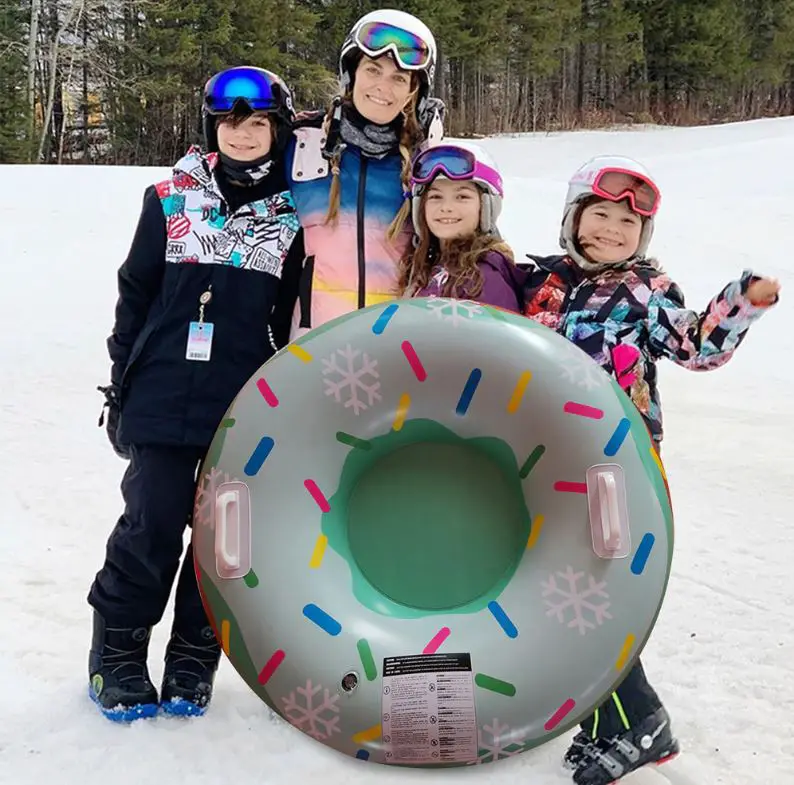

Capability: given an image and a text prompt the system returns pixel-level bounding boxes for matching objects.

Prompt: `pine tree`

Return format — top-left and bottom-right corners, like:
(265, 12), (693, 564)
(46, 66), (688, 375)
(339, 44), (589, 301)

(3, 0), (793, 163)
(0, 0), (33, 161)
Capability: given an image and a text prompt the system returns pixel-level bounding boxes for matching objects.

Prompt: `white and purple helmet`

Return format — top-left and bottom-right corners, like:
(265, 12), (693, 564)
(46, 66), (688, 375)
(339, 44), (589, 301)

(410, 140), (504, 235)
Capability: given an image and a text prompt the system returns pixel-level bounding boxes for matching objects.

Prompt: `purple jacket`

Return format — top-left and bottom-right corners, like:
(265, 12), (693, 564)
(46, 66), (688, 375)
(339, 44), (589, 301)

(412, 250), (524, 311)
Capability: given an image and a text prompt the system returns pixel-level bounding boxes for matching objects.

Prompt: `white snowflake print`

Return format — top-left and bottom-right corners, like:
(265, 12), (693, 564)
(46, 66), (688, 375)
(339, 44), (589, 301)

(559, 349), (608, 390)
(469, 718), (525, 765)
(542, 566), (612, 635)
(425, 298), (483, 326)
(193, 467), (232, 529)
(322, 344), (381, 415)
(281, 680), (341, 740)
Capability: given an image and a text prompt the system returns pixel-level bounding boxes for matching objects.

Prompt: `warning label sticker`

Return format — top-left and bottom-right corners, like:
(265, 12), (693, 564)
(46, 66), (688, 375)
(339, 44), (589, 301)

(381, 653), (477, 764)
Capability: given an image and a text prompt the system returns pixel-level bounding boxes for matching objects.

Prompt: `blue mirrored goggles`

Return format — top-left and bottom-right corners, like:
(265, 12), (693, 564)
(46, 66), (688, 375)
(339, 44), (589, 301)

(204, 67), (283, 114)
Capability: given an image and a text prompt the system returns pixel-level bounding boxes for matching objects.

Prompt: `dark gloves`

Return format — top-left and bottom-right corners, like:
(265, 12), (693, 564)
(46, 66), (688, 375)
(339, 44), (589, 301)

(293, 108), (326, 128)
(97, 384), (129, 459)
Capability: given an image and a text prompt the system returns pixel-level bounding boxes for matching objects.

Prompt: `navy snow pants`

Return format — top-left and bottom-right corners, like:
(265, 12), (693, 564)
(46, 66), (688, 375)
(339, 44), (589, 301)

(88, 444), (208, 631)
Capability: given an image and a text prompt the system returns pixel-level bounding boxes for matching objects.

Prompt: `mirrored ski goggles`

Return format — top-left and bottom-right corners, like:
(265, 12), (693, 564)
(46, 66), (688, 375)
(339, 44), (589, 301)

(411, 145), (503, 196)
(355, 21), (432, 70)
(591, 168), (660, 216)
(204, 67), (283, 114)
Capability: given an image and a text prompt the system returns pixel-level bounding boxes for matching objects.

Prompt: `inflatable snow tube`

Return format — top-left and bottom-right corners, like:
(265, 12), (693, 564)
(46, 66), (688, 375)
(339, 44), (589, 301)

(192, 298), (674, 767)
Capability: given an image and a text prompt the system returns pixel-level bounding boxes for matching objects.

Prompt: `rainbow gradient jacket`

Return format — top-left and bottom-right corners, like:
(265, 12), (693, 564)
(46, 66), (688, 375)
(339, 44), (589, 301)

(285, 126), (410, 337)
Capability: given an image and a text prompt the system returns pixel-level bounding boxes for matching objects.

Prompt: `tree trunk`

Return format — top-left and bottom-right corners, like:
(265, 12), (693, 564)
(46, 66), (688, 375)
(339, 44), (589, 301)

(58, 1), (85, 163)
(82, 6), (89, 160)
(38, 0), (82, 162)
(27, 0), (40, 160)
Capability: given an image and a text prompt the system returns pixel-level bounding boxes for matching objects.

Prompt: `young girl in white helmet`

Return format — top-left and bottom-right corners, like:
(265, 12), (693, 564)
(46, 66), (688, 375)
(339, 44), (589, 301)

(397, 140), (524, 308)
(275, 9), (445, 340)
(523, 155), (780, 784)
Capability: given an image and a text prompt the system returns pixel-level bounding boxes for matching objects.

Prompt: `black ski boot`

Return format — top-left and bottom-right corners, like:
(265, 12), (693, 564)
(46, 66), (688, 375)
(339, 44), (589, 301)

(160, 623), (221, 717)
(88, 611), (159, 722)
(572, 707), (680, 784)
(563, 729), (592, 770)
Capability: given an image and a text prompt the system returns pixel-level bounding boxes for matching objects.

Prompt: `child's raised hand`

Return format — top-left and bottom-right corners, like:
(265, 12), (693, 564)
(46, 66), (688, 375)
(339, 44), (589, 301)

(746, 277), (781, 306)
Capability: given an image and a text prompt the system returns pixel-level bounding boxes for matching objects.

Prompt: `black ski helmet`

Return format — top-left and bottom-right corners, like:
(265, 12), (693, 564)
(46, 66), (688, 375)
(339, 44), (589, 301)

(202, 66), (296, 156)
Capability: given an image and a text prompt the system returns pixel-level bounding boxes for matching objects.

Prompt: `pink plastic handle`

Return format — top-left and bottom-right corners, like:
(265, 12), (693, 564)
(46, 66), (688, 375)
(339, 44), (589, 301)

(586, 464), (631, 559)
(214, 481), (252, 579)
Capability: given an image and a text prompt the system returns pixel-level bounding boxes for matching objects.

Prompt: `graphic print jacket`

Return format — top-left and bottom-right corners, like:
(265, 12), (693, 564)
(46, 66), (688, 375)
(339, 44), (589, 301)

(521, 254), (773, 442)
(109, 147), (304, 448)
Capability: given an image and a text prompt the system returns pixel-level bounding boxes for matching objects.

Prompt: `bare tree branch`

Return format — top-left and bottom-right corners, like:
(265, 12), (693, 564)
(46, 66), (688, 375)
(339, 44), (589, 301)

(37, 0), (83, 161)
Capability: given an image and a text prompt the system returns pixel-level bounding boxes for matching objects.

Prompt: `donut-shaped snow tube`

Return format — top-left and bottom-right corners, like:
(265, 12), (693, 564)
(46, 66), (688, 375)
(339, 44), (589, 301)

(192, 297), (673, 767)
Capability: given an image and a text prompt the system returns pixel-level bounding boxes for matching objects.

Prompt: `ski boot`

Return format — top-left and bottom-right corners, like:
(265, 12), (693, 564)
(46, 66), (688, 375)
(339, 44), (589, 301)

(563, 729), (593, 770)
(572, 707), (680, 784)
(88, 611), (159, 722)
(160, 623), (221, 717)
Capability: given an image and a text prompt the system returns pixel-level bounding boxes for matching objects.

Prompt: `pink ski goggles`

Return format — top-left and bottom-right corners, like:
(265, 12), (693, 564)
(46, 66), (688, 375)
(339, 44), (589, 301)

(411, 145), (503, 196)
(590, 168), (660, 216)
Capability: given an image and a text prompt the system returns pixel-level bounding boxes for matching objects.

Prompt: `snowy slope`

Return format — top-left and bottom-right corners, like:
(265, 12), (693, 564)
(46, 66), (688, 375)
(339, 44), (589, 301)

(1, 118), (793, 785)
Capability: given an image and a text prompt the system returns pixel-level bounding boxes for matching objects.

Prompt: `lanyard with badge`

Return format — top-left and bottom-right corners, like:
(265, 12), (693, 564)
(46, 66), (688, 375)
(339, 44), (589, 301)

(186, 287), (214, 361)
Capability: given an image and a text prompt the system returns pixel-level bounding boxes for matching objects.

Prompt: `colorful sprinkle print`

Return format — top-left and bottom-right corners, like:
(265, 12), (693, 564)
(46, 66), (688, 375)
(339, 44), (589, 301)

(336, 432), (372, 450)
(372, 304), (399, 335)
(257, 649), (285, 685)
(302, 604), (342, 636)
(554, 481), (588, 494)
(401, 340), (427, 381)
(243, 436), (274, 476)
(256, 378), (279, 407)
(507, 371), (532, 414)
(287, 344), (313, 363)
(423, 627), (451, 655)
(545, 698), (576, 730)
(651, 446), (668, 480)
(352, 725), (382, 745)
(304, 479), (330, 512)
(221, 620), (231, 655)
(616, 634), (636, 671)
(604, 418), (631, 456)
(393, 393), (411, 431)
(309, 534), (328, 569)
(357, 639), (377, 680)
(475, 673), (517, 697)
(631, 534), (656, 575)
(519, 444), (546, 479)
(456, 369), (482, 415)
(564, 402), (605, 419)
(526, 514), (545, 549)
(488, 601), (518, 639)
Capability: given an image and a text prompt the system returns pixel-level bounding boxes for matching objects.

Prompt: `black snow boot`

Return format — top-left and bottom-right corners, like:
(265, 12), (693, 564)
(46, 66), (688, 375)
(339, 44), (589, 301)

(572, 707), (680, 784)
(88, 611), (158, 722)
(563, 729), (593, 770)
(160, 622), (221, 716)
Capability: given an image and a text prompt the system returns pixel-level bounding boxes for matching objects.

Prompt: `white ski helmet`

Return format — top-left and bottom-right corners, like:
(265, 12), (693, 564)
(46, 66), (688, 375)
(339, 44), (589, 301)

(411, 140), (504, 236)
(339, 9), (437, 111)
(560, 155), (660, 268)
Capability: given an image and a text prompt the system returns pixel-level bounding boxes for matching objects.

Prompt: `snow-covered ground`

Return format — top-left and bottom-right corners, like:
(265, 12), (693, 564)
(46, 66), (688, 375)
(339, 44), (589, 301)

(1, 117), (792, 785)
